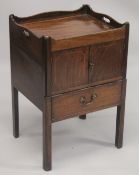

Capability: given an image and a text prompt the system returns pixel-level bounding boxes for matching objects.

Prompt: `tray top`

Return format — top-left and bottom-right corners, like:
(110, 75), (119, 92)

(19, 14), (114, 40)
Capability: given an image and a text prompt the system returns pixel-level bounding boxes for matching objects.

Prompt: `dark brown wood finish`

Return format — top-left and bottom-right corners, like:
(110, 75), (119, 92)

(20, 14), (114, 39)
(51, 28), (125, 51)
(115, 79), (127, 148)
(11, 87), (19, 138)
(123, 23), (130, 78)
(42, 37), (52, 170)
(52, 81), (122, 122)
(42, 36), (52, 96)
(52, 47), (89, 94)
(9, 5), (129, 171)
(43, 97), (52, 171)
(115, 22), (129, 148)
(10, 16), (19, 138)
(89, 40), (124, 83)
(9, 15), (44, 110)
(16, 5), (125, 51)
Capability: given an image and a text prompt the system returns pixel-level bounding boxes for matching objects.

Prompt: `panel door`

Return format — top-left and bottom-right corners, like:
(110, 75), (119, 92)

(52, 47), (89, 94)
(89, 40), (124, 83)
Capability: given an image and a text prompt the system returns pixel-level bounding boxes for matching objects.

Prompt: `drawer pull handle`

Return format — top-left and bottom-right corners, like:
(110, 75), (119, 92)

(80, 93), (97, 105)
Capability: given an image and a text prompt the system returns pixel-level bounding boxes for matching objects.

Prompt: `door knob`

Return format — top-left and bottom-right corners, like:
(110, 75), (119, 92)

(89, 62), (95, 70)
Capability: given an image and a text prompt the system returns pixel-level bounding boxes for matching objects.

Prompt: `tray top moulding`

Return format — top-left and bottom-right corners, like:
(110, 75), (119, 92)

(10, 5), (127, 51)
(18, 14), (114, 39)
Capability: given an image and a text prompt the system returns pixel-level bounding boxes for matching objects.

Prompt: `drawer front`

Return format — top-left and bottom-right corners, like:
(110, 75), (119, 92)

(52, 81), (122, 122)
(89, 40), (124, 83)
(52, 47), (89, 94)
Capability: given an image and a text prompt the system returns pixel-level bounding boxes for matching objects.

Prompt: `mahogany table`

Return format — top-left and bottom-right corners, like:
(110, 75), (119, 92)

(9, 5), (129, 171)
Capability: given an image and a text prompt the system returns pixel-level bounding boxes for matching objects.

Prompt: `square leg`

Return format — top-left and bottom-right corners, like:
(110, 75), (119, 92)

(115, 80), (126, 148)
(115, 105), (125, 148)
(11, 86), (19, 138)
(79, 114), (86, 120)
(43, 97), (52, 171)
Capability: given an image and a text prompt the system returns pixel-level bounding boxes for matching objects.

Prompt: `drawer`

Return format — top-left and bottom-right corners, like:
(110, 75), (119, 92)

(52, 81), (122, 122)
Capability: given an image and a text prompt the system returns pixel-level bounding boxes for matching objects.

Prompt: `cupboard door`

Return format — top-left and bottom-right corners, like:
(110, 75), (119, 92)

(89, 40), (124, 83)
(52, 47), (89, 94)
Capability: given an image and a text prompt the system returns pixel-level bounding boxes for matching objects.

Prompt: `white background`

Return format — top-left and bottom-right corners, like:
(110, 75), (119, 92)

(0, 0), (139, 174)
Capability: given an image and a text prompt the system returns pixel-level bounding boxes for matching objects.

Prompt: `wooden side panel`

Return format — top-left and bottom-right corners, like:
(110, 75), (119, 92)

(52, 81), (122, 122)
(12, 22), (43, 66)
(52, 47), (89, 94)
(11, 44), (43, 110)
(10, 17), (44, 110)
(89, 40), (124, 83)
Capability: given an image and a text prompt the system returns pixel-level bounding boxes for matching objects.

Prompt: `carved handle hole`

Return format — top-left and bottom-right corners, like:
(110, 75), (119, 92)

(23, 30), (30, 37)
(103, 17), (110, 24)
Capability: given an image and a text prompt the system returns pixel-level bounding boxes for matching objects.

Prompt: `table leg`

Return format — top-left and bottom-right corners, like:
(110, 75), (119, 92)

(115, 80), (126, 148)
(12, 86), (19, 138)
(43, 97), (52, 171)
(79, 114), (86, 120)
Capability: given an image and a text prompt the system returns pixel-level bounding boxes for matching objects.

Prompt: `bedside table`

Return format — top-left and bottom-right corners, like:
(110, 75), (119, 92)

(9, 5), (129, 171)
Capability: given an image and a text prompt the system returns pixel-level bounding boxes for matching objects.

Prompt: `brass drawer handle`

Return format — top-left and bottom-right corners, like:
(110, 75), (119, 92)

(80, 93), (97, 105)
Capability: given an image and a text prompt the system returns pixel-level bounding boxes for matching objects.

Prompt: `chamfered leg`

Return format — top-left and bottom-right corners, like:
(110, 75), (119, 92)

(43, 97), (52, 171)
(11, 86), (19, 138)
(79, 114), (86, 120)
(115, 80), (126, 148)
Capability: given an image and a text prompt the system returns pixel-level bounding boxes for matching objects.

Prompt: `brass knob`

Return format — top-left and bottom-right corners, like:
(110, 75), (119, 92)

(89, 62), (95, 69)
